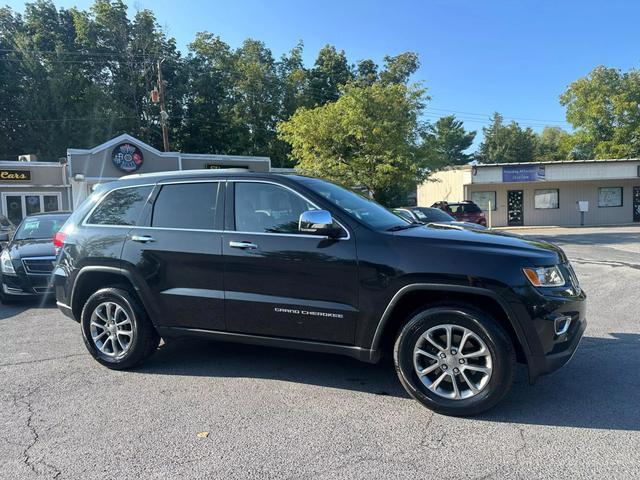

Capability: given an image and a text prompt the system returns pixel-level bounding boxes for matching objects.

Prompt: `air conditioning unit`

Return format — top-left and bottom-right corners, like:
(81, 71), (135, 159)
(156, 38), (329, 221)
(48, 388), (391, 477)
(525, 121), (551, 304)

(18, 154), (37, 162)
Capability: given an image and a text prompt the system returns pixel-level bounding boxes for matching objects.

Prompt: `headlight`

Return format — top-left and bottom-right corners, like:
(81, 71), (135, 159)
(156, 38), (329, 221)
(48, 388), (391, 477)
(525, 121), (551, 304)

(523, 265), (565, 287)
(0, 249), (15, 274)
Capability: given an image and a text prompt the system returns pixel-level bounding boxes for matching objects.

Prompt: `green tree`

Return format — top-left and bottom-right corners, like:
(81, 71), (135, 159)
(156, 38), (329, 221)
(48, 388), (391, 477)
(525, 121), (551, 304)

(422, 115), (476, 167)
(278, 82), (430, 204)
(379, 52), (420, 85)
(305, 45), (353, 105)
(560, 65), (640, 159)
(535, 126), (572, 160)
(476, 112), (538, 163)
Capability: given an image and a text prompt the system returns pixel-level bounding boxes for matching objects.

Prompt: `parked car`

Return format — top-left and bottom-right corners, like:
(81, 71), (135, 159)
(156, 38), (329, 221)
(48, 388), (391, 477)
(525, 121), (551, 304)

(432, 200), (487, 227)
(0, 212), (71, 301)
(54, 171), (585, 416)
(0, 214), (16, 249)
(393, 207), (486, 230)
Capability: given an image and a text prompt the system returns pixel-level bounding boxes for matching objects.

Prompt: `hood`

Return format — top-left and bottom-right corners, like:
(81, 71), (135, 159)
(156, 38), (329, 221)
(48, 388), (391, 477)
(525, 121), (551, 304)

(428, 221), (487, 231)
(392, 224), (566, 264)
(9, 238), (56, 258)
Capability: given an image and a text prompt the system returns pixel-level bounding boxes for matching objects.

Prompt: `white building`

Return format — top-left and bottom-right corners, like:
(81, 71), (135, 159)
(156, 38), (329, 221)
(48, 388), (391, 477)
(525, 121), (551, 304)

(418, 159), (640, 227)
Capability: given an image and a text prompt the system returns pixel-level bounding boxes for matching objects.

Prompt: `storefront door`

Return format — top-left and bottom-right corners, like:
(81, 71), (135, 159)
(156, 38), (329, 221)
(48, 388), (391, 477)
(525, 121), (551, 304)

(633, 186), (640, 223)
(2, 193), (62, 225)
(507, 190), (524, 226)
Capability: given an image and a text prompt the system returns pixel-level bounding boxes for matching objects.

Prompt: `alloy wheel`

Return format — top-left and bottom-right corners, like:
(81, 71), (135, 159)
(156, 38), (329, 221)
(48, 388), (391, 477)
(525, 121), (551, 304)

(413, 324), (493, 400)
(89, 301), (134, 358)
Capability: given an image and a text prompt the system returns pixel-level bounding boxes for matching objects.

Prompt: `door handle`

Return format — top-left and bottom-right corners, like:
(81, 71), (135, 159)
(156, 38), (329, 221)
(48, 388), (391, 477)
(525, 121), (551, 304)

(229, 240), (258, 249)
(131, 235), (155, 243)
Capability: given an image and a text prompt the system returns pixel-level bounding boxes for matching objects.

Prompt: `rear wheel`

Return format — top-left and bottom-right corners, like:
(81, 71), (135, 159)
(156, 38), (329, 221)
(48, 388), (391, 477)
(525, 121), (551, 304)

(394, 305), (515, 416)
(80, 287), (160, 369)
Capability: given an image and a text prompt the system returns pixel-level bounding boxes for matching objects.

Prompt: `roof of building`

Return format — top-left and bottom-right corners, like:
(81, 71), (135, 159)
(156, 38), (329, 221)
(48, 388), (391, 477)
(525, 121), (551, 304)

(475, 158), (640, 168)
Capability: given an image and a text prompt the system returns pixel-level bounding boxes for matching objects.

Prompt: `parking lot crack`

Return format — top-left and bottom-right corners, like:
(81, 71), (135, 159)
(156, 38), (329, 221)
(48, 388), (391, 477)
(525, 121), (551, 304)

(11, 386), (62, 479)
(0, 353), (85, 368)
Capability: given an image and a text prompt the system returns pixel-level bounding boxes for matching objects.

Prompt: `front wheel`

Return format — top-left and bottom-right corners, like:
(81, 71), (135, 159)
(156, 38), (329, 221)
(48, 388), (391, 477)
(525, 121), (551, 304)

(394, 305), (515, 416)
(80, 287), (160, 370)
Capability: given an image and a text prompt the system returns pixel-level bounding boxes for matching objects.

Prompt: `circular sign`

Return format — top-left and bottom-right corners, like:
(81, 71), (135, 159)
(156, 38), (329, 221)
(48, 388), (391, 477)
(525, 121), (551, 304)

(112, 143), (144, 173)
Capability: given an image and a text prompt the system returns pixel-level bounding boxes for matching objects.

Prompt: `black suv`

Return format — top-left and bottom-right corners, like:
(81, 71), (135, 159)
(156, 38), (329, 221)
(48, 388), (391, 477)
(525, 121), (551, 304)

(54, 171), (586, 416)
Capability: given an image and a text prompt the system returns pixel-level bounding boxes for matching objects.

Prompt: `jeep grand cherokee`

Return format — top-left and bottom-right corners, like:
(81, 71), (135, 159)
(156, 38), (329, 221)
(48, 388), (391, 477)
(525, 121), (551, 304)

(54, 171), (586, 416)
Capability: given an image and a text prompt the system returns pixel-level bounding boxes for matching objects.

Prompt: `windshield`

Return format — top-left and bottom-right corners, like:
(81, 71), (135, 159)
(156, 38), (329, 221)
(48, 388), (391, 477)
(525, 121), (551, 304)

(14, 215), (69, 241)
(414, 207), (455, 222)
(300, 178), (407, 231)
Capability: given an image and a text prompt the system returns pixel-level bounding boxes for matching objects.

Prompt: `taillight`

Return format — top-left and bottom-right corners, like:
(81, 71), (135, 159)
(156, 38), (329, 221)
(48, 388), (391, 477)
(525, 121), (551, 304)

(53, 231), (67, 248)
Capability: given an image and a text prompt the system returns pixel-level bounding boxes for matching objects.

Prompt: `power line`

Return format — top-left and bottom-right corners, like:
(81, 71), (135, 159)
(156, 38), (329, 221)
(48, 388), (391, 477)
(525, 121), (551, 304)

(424, 107), (570, 125)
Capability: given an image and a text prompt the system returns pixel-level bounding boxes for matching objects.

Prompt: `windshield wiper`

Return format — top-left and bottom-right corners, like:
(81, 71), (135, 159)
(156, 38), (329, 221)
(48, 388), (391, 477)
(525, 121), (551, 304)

(386, 223), (423, 232)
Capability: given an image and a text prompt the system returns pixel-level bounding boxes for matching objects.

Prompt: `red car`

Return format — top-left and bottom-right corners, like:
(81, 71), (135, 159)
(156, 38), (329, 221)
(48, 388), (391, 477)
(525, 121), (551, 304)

(431, 200), (487, 227)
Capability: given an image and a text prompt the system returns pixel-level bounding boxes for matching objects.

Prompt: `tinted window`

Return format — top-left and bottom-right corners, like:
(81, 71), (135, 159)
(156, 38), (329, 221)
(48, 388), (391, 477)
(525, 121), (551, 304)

(463, 203), (482, 213)
(14, 215), (69, 240)
(235, 182), (315, 234)
(152, 183), (218, 229)
(87, 186), (152, 226)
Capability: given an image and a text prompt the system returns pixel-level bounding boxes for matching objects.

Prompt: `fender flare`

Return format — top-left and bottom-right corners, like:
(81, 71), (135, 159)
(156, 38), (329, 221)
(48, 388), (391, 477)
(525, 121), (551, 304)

(368, 283), (532, 358)
(70, 265), (151, 317)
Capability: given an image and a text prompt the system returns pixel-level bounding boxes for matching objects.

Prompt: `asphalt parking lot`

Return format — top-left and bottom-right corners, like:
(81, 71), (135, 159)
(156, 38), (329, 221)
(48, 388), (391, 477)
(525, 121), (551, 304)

(1, 226), (639, 479)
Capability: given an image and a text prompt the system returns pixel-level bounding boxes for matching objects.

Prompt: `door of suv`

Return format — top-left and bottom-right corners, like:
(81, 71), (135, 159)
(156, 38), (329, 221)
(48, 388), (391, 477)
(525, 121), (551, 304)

(223, 180), (359, 344)
(121, 180), (226, 331)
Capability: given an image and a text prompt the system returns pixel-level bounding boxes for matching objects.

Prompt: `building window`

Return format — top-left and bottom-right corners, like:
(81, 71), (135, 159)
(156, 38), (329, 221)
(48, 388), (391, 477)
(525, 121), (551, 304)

(470, 191), (496, 211)
(1, 192), (62, 225)
(598, 187), (623, 207)
(534, 189), (559, 209)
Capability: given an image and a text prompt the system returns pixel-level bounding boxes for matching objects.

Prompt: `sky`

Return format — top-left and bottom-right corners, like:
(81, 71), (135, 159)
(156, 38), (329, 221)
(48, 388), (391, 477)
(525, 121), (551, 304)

(5, 0), (640, 148)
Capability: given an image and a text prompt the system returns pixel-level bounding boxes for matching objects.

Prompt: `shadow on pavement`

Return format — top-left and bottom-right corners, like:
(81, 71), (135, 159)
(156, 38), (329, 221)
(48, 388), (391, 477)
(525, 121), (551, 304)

(0, 297), (56, 320)
(138, 332), (640, 431)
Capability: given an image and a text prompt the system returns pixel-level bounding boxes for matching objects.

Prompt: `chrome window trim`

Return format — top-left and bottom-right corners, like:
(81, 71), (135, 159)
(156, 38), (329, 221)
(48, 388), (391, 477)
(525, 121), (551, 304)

(81, 183), (156, 228)
(228, 179), (351, 241)
(79, 177), (352, 240)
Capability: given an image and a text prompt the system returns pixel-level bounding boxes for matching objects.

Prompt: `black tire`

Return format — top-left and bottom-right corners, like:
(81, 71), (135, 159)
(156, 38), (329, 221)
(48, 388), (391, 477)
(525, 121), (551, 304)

(394, 304), (516, 416)
(80, 287), (160, 370)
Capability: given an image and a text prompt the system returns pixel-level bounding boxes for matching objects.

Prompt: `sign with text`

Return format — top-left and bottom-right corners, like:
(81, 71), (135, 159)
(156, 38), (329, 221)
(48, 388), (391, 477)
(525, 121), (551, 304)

(0, 169), (31, 181)
(206, 164), (248, 170)
(502, 165), (545, 182)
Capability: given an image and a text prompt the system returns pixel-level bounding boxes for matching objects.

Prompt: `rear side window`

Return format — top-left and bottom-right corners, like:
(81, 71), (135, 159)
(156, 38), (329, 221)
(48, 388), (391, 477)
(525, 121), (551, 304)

(152, 182), (219, 230)
(86, 186), (152, 226)
(463, 203), (482, 213)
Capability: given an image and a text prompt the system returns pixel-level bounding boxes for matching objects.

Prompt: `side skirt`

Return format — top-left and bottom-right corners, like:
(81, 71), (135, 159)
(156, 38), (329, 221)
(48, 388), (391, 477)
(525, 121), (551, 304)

(156, 326), (381, 364)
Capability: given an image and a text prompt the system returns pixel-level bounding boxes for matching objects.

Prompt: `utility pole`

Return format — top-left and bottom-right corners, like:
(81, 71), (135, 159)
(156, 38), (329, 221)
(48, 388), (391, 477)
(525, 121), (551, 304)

(157, 58), (170, 152)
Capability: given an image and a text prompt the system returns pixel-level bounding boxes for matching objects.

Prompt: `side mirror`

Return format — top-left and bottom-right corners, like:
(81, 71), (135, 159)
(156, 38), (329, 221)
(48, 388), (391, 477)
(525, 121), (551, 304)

(299, 210), (339, 237)
(0, 232), (9, 242)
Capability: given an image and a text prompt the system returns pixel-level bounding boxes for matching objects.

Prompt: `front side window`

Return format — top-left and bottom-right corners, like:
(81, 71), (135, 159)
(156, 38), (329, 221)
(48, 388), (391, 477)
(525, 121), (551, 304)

(235, 182), (316, 234)
(152, 183), (218, 230)
(598, 187), (623, 207)
(86, 186), (152, 226)
(534, 189), (559, 209)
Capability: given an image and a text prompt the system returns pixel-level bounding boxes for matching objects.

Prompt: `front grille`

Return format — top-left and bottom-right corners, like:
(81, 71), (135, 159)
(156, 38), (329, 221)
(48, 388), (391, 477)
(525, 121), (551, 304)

(22, 257), (56, 275)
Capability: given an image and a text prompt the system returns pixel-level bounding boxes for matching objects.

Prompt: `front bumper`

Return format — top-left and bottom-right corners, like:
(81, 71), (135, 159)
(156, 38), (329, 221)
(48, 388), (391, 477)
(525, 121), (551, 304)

(514, 284), (587, 383)
(1, 272), (54, 297)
